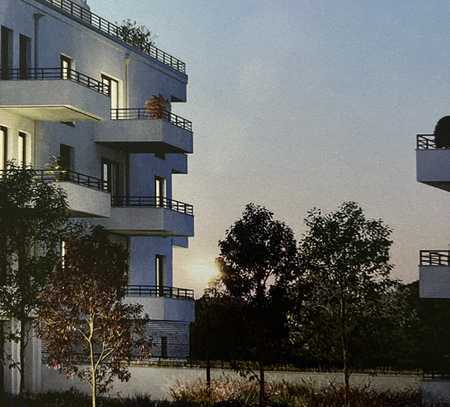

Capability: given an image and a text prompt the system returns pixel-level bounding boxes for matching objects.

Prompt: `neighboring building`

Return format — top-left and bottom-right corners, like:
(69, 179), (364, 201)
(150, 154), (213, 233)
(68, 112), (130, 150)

(0, 0), (195, 393)
(417, 120), (450, 299)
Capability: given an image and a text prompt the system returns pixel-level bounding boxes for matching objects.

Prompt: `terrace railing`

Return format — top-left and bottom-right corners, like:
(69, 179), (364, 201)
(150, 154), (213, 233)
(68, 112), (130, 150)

(420, 250), (450, 266)
(112, 195), (194, 216)
(111, 108), (193, 132)
(126, 285), (194, 300)
(417, 134), (436, 150)
(0, 67), (110, 96)
(0, 169), (108, 192)
(39, 0), (186, 73)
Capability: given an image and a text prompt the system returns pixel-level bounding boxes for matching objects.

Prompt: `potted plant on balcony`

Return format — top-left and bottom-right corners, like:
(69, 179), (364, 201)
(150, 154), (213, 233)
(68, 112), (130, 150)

(144, 95), (167, 120)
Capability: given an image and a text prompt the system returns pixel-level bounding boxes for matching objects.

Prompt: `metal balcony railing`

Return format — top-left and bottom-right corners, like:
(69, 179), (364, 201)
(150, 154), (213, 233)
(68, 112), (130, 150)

(0, 68), (110, 96)
(111, 108), (193, 133)
(417, 135), (437, 150)
(112, 196), (194, 216)
(126, 285), (194, 300)
(420, 250), (450, 266)
(0, 169), (108, 192)
(39, 0), (186, 74)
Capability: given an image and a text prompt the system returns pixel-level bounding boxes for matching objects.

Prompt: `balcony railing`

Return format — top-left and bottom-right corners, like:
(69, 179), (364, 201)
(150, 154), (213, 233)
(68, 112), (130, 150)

(111, 108), (193, 132)
(39, 0), (186, 74)
(112, 195), (194, 216)
(417, 135), (437, 150)
(0, 169), (108, 192)
(126, 285), (194, 300)
(420, 250), (450, 266)
(0, 68), (110, 96)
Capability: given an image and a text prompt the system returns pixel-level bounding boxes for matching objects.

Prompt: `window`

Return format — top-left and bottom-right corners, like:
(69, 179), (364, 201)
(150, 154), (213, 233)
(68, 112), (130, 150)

(60, 55), (72, 80)
(1, 26), (13, 79)
(155, 255), (165, 293)
(161, 336), (168, 359)
(17, 132), (26, 167)
(60, 144), (74, 171)
(19, 34), (31, 79)
(101, 74), (120, 109)
(0, 127), (7, 171)
(155, 177), (166, 208)
(102, 159), (121, 194)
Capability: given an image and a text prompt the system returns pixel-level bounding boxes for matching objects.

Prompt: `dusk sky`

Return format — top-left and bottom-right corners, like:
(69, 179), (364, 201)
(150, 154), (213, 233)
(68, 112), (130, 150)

(92, 0), (450, 295)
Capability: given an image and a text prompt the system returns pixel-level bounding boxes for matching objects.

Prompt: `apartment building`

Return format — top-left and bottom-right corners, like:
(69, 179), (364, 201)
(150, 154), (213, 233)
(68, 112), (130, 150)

(417, 118), (450, 299)
(0, 0), (195, 394)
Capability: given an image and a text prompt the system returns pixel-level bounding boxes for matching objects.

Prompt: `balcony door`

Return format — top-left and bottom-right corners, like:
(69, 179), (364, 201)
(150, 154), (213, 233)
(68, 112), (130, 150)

(60, 144), (74, 171)
(0, 127), (7, 171)
(155, 255), (165, 295)
(155, 176), (166, 208)
(60, 55), (72, 80)
(101, 74), (120, 110)
(19, 34), (31, 79)
(1, 26), (13, 79)
(17, 132), (27, 168)
(102, 159), (122, 195)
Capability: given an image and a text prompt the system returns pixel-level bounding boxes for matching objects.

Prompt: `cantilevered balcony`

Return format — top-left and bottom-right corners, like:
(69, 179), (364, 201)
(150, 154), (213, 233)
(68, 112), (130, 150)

(0, 68), (110, 121)
(416, 135), (450, 192)
(94, 109), (193, 154)
(94, 196), (194, 236)
(38, 0), (186, 76)
(419, 250), (450, 299)
(35, 169), (111, 217)
(125, 285), (195, 322)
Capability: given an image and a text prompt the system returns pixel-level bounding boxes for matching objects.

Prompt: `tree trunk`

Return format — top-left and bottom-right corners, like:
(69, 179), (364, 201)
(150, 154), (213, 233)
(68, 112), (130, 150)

(206, 356), (211, 394)
(91, 373), (96, 407)
(19, 319), (26, 395)
(259, 361), (265, 407)
(0, 321), (4, 395)
(340, 297), (350, 407)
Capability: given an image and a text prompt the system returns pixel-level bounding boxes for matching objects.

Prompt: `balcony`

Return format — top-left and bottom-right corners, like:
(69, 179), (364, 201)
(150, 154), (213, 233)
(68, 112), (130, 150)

(94, 196), (194, 236)
(419, 250), (450, 299)
(125, 285), (195, 322)
(35, 170), (111, 217)
(416, 134), (450, 192)
(37, 0), (186, 75)
(94, 109), (193, 154)
(0, 68), (110, 121)
(167, 154), (188, 175)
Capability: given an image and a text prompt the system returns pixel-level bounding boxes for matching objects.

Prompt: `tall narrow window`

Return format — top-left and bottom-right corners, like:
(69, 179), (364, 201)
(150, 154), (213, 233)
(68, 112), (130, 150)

(155, 177), (166, 208)
(155, 255), (165, 295)
(0, 127), (7, 171)
(101, 74), (120, 109)
(1, 26), (13, 79)
(102, 159), (121, 195)
(161, 336), (168, 359)
(19, 34), (31, 79)
(60, 55), (72, 80)
(17, 132), (26, 168)
(60, 144), (74, 171)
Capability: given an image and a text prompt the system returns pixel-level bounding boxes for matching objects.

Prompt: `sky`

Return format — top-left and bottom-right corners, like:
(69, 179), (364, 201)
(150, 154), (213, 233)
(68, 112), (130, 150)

(90, 0), (450, 295)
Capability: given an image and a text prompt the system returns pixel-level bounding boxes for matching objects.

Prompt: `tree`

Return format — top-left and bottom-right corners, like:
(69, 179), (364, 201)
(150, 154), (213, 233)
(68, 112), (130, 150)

(218, 203), (298, 407)
(0, 163), (69, 394)
(116, 19), (157, 53)
(36, 226), (151, 407)
(292, 201), (394, 407)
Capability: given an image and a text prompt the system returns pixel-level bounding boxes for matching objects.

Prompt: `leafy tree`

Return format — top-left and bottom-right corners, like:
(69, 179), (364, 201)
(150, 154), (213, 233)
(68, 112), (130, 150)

(116, 19), (157, 53)
(36, 226), (151, 407)
(292, 201), (394, 406)
(218, 203), (299, 407)
(0, 163), (69, 394)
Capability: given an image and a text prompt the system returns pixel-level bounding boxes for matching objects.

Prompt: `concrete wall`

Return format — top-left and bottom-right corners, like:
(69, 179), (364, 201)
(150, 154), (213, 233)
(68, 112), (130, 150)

(40, 367), (421, 400)
(419, 266), (450, 299)
(126, 297), (195, 322)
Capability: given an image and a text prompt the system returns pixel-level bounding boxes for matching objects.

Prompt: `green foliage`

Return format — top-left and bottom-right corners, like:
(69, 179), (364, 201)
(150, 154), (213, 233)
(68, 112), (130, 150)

(290, 201), (395, 404)
(0, 162), (69, 393)
(36, 225), (151, 406)
(116, 19), (157, 53)
(217, 203), (300, 406)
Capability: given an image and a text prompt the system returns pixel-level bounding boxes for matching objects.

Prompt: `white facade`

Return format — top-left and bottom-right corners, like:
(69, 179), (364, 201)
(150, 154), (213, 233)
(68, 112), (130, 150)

(0, 0), (195, 394)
